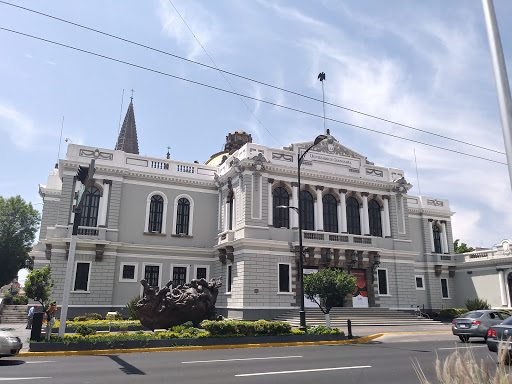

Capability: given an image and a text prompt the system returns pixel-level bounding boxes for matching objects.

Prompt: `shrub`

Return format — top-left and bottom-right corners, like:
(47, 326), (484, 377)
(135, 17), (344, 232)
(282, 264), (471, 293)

(200, 320), (292, 337)
(85, 313), (103, 321)
(106, 312), (122, 321)
(75, 324), (96, 336)
(126, 295), (141, 320)
(73, 316), (86, 322)
(12, 294), (28, 305)
(307, 325), (343, 335)
(439, 308), (467, 320)
(465, 298), (491, 311)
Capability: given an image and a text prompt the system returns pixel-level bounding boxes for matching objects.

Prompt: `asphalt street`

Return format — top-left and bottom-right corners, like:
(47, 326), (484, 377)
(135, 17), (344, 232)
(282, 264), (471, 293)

(0, 333), (505, 384)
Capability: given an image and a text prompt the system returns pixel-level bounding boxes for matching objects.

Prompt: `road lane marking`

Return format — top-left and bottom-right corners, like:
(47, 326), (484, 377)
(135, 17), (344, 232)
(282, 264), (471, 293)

(437, 346), (487, 350)
(25, 361), (57, 364)
(235, 365), (371, 377)
(0, 378), (52, 381)
(183, 355), (303, 364)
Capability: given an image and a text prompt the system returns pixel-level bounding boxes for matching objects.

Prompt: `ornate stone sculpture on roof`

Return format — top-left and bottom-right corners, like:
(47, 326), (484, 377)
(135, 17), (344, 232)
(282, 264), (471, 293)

(392, 176), (412, 194)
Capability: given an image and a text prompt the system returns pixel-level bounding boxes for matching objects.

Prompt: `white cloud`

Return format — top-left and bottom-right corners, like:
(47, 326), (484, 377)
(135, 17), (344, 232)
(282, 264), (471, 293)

(157, 0), (219, 61)
(0, 104), (39, 150)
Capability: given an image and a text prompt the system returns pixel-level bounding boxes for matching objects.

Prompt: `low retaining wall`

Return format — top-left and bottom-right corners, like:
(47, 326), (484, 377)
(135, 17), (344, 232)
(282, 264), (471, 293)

(30, 334), (349, 352)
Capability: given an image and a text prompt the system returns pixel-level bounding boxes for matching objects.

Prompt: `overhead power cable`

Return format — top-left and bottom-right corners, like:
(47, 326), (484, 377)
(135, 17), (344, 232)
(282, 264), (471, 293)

(0, 0), (505, 156)
(166, 0), (280, 146)
(0, 26), (506, 166)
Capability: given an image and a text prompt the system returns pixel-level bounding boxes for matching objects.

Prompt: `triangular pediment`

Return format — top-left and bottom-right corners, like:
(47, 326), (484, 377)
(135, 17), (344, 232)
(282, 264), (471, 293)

(284, 135), (372, 164)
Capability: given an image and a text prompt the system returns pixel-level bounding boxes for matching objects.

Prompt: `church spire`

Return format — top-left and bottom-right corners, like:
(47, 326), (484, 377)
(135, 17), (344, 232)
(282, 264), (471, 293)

(115, 94), (139, 154)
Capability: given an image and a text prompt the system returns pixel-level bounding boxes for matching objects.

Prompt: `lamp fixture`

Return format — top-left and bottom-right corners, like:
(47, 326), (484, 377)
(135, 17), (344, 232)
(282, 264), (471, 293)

(347, 251), (358, 273)
(324, 248), (333, 267)
(372, 253), (381, 282)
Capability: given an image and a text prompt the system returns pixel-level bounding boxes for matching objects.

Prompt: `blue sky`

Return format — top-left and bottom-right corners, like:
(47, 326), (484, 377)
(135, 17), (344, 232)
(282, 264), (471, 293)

(1, 0), (512, 259)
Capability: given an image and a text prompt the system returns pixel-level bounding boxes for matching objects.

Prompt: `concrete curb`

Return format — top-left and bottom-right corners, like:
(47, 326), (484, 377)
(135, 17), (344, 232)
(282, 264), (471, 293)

(17, 333), (386, 357)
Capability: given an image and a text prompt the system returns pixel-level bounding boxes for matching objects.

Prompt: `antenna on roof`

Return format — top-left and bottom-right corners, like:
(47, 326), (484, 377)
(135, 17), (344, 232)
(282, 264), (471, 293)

(56, 116), (64, 169)
(117, 89), (125, 139)
(318, 72), (326, 135)
(414, 149), (421, 195)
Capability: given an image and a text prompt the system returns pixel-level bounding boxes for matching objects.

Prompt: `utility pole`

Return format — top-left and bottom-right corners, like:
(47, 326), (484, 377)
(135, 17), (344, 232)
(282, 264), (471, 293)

(58, 160), (95, 338)
(318, 72), (327, 135)
(482, 0), (512, 189)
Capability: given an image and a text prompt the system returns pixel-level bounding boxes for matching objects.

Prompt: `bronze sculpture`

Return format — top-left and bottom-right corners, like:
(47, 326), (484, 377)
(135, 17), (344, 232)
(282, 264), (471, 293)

(137, 277), (222, 330)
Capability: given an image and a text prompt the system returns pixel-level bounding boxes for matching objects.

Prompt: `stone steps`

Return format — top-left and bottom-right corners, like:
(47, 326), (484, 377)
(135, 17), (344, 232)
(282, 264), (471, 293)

(0, 305), (28, 323)
(273, 307), (441, 327)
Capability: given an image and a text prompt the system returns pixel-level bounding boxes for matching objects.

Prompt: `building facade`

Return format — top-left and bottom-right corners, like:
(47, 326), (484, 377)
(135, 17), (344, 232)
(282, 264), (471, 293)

(30, 101), (461, 319)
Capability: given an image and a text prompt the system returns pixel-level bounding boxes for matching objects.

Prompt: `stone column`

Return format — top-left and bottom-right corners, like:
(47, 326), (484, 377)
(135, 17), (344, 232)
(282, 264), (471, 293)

(316, 186), (324, 231)
(359, 204), (364, 235)
(267, 178), (274, 226)
(498, 270), (507, 306)
(380, 207), (386, 238)
(441, 221), (449, 254)
(98, 180), (110, 227)
(291, 182), (298, 229)
(361, 192), (369, 235)
(383, 195), (391, 237)
(428, 219), (435, 252)
(339, 189), (347, 233)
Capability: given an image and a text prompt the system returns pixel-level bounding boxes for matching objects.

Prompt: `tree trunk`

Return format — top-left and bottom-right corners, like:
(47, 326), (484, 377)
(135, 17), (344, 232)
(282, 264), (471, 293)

(325, 313), (330, 328)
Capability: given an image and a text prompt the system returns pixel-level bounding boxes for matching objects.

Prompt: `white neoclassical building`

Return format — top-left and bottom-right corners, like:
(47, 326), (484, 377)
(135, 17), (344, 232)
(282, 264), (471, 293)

(31, 99), (502, 320)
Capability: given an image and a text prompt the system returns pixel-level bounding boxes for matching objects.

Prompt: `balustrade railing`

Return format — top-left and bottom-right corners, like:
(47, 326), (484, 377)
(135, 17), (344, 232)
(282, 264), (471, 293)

(177, 165), (195, 173)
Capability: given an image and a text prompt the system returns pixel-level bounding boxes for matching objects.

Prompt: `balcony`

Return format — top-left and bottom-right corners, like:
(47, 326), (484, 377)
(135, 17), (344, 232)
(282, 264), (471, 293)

(431, 253), (453, 263)
(302, 230), (373, 246)
(45, 225), (118, 242)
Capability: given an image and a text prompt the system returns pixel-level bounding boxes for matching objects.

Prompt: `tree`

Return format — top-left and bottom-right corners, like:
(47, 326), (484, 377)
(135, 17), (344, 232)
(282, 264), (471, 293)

(454, 239), (475, 254)
(24, 265), (54, 311)
(303, 268), (357, 328)
(0, 195), (40, 287)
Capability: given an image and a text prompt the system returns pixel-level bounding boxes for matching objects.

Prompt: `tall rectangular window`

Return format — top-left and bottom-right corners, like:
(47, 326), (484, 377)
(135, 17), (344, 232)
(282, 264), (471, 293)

(145, 265), (160, 287)
(441, 278), (449, 298)
(74, 262), (90, 291)
(227, 265), (232, 293)
(415, 276), (424, 290)
(196, 267), (207, 280)
(378, 269), (388, 295)
(123, 265), (135, 280)
(278, 264), (291, 292)
(172, 266), (187, 287)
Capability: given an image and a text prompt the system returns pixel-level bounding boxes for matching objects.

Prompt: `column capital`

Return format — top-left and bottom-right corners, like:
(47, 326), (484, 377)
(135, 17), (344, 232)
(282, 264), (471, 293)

(291, 182), (298, 187)
(428, 219), (434, 222)
(103, 179), (112, 185)
(267, 178), (274, 184)
(339, 189), (347, 194)
(440, 220), (447, 224)
(361, 192), (369, 197)
(382, 195), (389, 200)
(316, 185), (324, 191)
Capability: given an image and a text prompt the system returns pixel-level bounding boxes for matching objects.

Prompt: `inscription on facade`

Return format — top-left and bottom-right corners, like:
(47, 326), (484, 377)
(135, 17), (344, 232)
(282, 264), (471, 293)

(308, 153), (360, 168)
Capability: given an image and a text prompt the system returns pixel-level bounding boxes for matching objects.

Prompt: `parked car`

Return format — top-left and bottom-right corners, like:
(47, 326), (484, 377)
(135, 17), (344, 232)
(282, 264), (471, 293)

(486, 315), (512, 360)
(0, 331), (23, 358)
(452, 310), (511, 342)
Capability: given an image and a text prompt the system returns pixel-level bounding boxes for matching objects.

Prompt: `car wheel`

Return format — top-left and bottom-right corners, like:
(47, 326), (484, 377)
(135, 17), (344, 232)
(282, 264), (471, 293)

(459, 335), (469, 343)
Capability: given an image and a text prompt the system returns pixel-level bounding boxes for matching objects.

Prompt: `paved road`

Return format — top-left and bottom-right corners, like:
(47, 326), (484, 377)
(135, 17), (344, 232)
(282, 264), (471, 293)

(0, 333), (499, 384)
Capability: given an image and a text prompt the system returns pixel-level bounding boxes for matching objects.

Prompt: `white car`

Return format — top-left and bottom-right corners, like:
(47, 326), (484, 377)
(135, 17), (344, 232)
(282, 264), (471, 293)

(0, 331), (23, 358)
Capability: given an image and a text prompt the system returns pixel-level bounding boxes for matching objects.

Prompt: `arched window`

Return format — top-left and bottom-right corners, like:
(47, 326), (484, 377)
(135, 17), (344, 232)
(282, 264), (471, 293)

(80, 186), (100, 227)
(148, 195), (164, 233)
(273, 187), (289, 228)
(228, 193), (234, 230)
(323, 194), (338, 233)
(300, 190), (315, 231)
(176, 198), (190, 235)
(346, 196), (361, 235)
(172, 194), (194, 236)
(368, 199), (382, 237)
(433, 224), (442, 253)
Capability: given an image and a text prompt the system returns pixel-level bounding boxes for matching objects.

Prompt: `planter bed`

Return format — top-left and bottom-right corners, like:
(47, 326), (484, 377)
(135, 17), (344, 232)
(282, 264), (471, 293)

(30, 334), (349, 352)
(51, 325), (146, 334)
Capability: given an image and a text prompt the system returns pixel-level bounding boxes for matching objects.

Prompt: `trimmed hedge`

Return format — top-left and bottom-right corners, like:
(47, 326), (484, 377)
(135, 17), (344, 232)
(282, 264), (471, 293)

(439, 308), (467, 320)
(201, 320), (292, 336)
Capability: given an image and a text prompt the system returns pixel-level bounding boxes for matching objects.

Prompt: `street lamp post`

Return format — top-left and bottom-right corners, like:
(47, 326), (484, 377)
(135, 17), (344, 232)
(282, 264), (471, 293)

(279, 134), (327, 332)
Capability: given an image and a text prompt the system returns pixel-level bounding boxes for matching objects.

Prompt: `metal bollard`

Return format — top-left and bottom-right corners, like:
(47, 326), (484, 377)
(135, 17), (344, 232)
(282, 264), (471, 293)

(347, 319), (353, 339)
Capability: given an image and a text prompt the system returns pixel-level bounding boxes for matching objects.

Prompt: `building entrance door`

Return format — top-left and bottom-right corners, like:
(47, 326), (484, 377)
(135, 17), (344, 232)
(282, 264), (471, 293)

(351, 269), (369, 308)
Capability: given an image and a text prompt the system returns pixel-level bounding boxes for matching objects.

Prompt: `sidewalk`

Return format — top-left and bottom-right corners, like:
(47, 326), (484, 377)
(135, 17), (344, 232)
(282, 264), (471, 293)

(0, 322), (32, 352)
